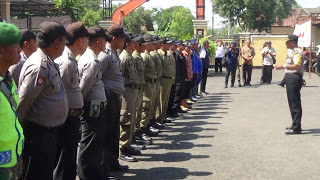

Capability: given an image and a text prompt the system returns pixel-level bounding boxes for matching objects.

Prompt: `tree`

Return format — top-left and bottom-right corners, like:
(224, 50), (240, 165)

(212, 0), (297, 32)
(153, 6), (194, 40)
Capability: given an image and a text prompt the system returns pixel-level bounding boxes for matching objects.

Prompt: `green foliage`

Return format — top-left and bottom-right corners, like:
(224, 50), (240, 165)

(81, 8), (103, 27)
(153, 6), (194, 40)
(122, 7), (154, 34)
(212, 0), (297, 32)
(199, 36), (216, 57)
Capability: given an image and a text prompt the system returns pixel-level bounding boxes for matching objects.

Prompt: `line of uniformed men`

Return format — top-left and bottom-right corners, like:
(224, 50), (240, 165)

(4, 20), (210, 180)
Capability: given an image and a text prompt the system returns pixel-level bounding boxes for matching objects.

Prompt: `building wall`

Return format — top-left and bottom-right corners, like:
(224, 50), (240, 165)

(312, 26), (320, 47)
(270, 26), (294, 34)
(249, 35), (289, 67)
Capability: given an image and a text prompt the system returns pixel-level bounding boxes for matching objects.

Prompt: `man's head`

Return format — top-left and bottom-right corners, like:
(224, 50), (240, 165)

(66, 21), (89, 55)
(184, 42), (192, 53)
(0, 23), (22, 68)
(203, 40), (209, 49)
(152, 35), (161, 50)
(144, 36), (154, 52)
(161, 38), (170, 51)
(124, 32), (136, 54)
(245, 39), (251, 47)
(87, 26), (107, 53)
(285, 34), (298, 49)
(265, 41), (271, 48)
(231, 41), (237, 48)
(190, 38), (199, 49)
(19, 29), (37, 55)
(133, 35), (146, 53)
(37, 21), (68, 58)
(107, 24), (126, 50)
(177, 40), (185, 51)
(169, 39), (178, 51)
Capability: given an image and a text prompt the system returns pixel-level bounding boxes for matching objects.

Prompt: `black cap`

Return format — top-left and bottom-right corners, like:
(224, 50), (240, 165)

(20, 29), (36, 43)
(285, 34), (298, 43)
(37, 21), (68, 45)
(132, 34), (145, 44)
(143, 35), (153, 44)
(66, 22), (89, 43)
(176, 40), (184, 45)
(107, 24), (125, 38)
(124, 32), (134, 43)
(160, 37), (170, 44)
(152, 35), (160, 43)
(87, 26), (107, 41)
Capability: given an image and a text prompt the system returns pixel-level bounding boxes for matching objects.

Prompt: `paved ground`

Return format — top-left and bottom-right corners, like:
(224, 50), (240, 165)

(113, 69), (320, 180)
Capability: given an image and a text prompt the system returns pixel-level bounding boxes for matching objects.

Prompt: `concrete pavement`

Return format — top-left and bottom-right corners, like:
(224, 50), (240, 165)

(114, 69), (320, 180)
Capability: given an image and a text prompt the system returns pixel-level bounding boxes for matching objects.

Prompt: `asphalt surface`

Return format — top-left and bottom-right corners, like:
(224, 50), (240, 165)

(112, 69), (320, 180)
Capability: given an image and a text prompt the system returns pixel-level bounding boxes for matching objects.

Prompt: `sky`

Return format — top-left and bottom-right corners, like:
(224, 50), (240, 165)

(113, 0), (320, 29)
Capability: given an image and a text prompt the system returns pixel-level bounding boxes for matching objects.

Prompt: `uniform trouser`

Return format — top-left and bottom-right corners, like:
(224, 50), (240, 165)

(153, 81), (161, 121)
(200, 68), (208, 92)
(166, 83), (176, 116)
(183, 81), (192, 99)
(284, 73), (303, 131)
(158, 77), (173, 122)
(54, 115), (80, 180)
(78, 104), (107, 180)
(0, 157), (23, 180)
(261, 65), (273, 83)
(22, 120), (60, 180)
(242, 63), (253, 84)
(174, 82), (184, 112)
(215, 57), (223, 72)
(135, 88), (144, 132)
(225, 64), (237, 86)
(141, 81), (156, 129)
(119, 87), (138, 152)
(102, 90), (121, 172)
(236, 65), (241, 84)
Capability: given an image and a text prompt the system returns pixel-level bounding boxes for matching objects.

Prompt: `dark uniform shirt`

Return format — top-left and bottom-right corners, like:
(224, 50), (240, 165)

(175, 50), (187, 83)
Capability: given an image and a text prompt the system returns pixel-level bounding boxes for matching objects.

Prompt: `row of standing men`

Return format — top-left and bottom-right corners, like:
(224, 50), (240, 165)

(0, 21), (210, 180)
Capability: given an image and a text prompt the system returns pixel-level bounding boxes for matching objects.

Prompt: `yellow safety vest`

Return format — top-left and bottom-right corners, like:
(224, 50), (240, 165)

(0, 75), (24, 168)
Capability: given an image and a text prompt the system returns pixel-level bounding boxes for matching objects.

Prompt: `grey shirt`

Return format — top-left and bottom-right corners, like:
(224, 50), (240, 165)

(98, 44), (125, 95)
(9, 52), (28, 85)
(78, 48), (106, 103)
(55, 47), (84, 109)
(18, 48), (68, 127)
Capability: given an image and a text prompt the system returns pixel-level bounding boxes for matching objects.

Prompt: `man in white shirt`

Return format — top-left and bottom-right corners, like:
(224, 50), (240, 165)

(215, 40), (224, 73)
(260, 41), (276, 84)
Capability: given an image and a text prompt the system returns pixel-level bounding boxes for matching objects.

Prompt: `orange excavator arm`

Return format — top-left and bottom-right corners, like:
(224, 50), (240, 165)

(111, 0), (149, 24)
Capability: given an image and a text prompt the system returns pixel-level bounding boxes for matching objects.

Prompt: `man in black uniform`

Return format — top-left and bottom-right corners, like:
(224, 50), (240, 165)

(275, 34), (304, 135)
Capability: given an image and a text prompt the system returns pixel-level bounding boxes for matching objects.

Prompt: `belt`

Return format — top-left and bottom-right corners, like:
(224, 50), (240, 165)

(124, 84), (141, 89)
(105, 89), (121, 99)
(145, 77), (157, 83)
(162, 75), (173, 79)
(68, 109), (84, 117)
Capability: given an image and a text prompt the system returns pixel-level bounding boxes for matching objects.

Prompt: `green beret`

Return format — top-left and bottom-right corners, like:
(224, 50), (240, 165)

(0, 23), (22, 45)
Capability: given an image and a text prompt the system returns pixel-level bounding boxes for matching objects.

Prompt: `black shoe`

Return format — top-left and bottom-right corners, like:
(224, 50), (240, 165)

(106, 173), (118, 180)
(170, 113), (179, 118)
(224, 84), (227, 88)
(135, 134), (152, 145)
(110, 164), (129, 172)
(146, 128), (159, 137)
(285, 129), (301, 135)
(120, 154), (138, 162)
(163, 119), (172, 123)
(285, 126), (292, 130)
(238, 84), (242, 87)
(130, 143), (146, 150)
(278, 82), (285, 87)
(153, 123), (165, 129)
(149, 126), (160, 133)
(125, 146), (142, 156)
(231, 84), (235, 88)
(178, 109), (187, 113)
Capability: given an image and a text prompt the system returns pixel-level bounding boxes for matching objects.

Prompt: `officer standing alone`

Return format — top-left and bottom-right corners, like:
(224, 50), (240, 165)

(18, 21), (68, 180)
(275, 34), (304, 135)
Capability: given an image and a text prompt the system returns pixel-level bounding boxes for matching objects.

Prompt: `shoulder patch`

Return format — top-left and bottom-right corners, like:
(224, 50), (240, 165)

(41, 59), (47, 69)
(37, 75), (46, 85)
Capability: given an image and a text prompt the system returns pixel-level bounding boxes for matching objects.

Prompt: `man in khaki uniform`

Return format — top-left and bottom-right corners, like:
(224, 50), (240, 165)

(9, 29), (37, 85)
(119, 33), (142, 162)
(150, 35), (163, 130)
(240, 39), (255, 85)
(132, 35), (153, 145)
(54, 22), (88, 180)
(18, 21), (68, 180)
(141, 36), (159, 137)
(77, 26), (109, 180)
(157, 38), (174, 124)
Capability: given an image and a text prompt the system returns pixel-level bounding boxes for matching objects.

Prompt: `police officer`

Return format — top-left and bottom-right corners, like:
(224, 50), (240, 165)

(150, 35), (163, 131)
(98, 24), (128, 173)
(132, 35), (153, 145)
(157, 38), (174, 124)
(140, 36), (160, 138)
(77, 26), (108, 180)
(9, 29), (37, 85)
(119, 32), (142, 162)
(18, 21), (68, 180)
(275, 34), (304, 135)
(0, 23), (24, 180)
(54, 22), (89, 180)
